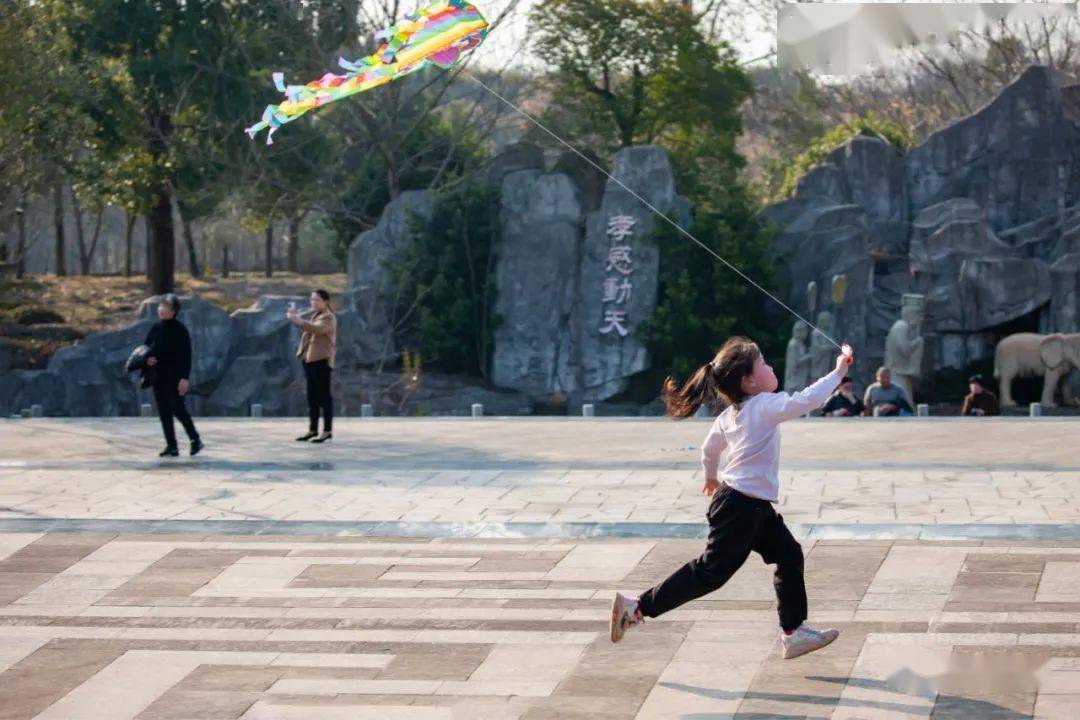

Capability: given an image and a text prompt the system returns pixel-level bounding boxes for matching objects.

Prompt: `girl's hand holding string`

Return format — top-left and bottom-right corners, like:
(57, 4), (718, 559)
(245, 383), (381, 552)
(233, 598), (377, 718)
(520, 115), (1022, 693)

(835, 346), (853, 377)
(702, 477), (720, 496)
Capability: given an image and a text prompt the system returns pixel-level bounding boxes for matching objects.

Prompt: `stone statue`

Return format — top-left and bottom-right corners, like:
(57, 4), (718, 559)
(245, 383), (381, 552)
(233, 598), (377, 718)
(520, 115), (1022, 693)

(809, 310), (835, 379)
(885, 294), (926, 403)
(784, 321), (813, 392)
(995, 332), (1080, 407)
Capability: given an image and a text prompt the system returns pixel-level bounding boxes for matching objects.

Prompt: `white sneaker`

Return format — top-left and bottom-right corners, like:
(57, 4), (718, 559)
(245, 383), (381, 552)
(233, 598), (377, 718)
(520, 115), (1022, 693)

(610, 592), (644, 643)
(780, 623), (839, 659)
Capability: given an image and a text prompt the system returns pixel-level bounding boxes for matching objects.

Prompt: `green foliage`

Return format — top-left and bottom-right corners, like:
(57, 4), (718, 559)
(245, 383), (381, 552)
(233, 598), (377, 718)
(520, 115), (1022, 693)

(390, 181), (500, 379)
(0, 1), (91, 202)
(776, 111), (914, 201)
(643, 182), (783, 382)
(531, 0), (752, 162)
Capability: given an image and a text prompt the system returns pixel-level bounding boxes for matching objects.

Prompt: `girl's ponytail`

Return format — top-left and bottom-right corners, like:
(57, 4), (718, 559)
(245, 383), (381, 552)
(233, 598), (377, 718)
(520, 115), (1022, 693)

(663, 363), (718, 419)
(663, 336), (762, 420)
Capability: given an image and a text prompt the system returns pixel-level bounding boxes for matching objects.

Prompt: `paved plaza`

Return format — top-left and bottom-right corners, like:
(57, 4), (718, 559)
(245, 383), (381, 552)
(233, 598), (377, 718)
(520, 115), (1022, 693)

(1, 417), (1080, 718)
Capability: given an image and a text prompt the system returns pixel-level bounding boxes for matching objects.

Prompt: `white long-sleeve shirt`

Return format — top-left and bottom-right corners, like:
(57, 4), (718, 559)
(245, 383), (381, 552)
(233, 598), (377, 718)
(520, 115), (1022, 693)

(700, 368), (844, 502)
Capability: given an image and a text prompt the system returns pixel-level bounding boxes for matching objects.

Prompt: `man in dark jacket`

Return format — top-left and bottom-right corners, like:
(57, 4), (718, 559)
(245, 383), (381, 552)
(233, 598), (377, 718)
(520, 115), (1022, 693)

(961, 374), (1001, 417)
(145, 294), (203, 457)
(822, 376), (866, 417)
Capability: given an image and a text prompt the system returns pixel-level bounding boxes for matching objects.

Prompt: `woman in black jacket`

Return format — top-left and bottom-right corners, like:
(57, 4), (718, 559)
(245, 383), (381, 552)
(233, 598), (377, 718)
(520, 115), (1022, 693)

(145, 294), (203, 457)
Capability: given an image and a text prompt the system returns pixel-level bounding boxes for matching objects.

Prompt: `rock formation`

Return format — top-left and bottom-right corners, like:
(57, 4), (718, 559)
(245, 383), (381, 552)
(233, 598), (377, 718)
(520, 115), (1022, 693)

(760, 65), (1080, 398)
(491, 144), (689, 404)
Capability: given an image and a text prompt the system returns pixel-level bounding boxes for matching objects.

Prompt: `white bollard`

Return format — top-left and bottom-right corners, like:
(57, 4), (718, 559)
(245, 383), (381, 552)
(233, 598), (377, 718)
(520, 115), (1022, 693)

(30, 404), (43, 418)
(471, 403), (484, 418)
(250, 403), (263, 418)
(582, 404), (595, 417)
(361, 403), (374, 418)
(140, 403), (153, 417)
(1030, 402), (1043, 417)
(917, 403), (929, 417)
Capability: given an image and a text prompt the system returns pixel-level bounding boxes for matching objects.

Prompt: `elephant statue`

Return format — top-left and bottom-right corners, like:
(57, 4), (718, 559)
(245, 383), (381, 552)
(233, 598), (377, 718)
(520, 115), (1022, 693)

(994, 332), (1080, 407)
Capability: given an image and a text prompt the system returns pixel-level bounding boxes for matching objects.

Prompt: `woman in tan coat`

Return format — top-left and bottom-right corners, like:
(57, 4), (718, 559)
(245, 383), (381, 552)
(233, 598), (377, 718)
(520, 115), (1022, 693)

(288, 289), (337, 443)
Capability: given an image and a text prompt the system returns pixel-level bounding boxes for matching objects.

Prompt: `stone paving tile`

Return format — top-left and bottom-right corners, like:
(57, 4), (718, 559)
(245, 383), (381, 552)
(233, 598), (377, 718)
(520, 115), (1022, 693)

(0, 536), (1077, 718)
(3, 419), (1080, 529)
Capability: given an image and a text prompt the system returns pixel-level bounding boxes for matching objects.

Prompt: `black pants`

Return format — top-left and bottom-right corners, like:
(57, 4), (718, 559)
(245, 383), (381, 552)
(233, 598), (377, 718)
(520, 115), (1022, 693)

(637, 483), (807, 632)
(304, 360), (333, 433)
(152, 381), (199, 449)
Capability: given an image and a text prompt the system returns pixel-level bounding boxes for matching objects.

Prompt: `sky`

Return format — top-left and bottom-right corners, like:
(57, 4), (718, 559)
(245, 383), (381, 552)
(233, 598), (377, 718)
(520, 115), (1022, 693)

(471, 0), (778, 74)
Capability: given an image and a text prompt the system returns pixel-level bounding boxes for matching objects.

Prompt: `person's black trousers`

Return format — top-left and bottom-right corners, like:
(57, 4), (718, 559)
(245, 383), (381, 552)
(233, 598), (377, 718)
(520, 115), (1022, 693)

(303, 359), (333, 433)
(637, 483), (808, 632)
(152, 381), (199, 449)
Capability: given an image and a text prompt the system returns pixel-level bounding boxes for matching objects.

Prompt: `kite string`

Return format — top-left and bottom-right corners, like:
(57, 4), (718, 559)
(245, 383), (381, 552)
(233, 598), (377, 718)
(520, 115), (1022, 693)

(464, 71), (843, 351)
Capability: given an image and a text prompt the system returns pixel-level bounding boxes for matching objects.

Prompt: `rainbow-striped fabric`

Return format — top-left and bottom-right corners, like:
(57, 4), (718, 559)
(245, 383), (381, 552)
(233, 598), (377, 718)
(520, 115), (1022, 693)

(246, 0), (489, 144)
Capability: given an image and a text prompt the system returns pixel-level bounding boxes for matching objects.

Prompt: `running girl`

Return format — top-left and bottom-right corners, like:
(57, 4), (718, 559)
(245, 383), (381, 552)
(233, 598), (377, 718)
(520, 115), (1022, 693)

(611, 336), (850, 659)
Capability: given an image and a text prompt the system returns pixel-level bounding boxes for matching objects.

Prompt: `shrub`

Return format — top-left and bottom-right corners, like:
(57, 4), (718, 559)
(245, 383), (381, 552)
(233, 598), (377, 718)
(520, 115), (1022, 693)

(776, 112), (914, 201)
(14, 306), (66, 325)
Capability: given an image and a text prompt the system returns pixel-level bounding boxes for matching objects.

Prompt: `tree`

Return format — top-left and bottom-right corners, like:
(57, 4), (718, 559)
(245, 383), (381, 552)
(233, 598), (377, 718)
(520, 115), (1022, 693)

(531, 0), (752, 156)
(58, 0), (316, 292)
(0, 1), (87, 278)
(391, 181), (500, 379)
(644, 183), (782, 383)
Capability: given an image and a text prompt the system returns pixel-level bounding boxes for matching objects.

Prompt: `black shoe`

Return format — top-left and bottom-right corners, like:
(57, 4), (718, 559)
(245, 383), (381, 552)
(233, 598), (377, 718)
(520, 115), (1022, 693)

(296, 431), (318, 442)
(159, 447), (179, 457)
(190, 438), (204, 456)
(310, 432), (333, 444)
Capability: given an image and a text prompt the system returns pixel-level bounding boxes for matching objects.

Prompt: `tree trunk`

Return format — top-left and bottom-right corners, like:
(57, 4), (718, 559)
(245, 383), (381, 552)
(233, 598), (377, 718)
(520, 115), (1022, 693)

(264, 221), (274, 278)
(221, 243), (230, 278)
(147, 110), (175, 295)
(285, 212), (301, 273)
(176, 200), (201, 278)
(144, 215), (154, 281)
(53, 181), (66, 276)
(69, 186), (92, 275)
(124, 212), (135, 277)
(88, 208), (104, 274)
(147, 192), (175, 294)
(14, 194), (27, 279)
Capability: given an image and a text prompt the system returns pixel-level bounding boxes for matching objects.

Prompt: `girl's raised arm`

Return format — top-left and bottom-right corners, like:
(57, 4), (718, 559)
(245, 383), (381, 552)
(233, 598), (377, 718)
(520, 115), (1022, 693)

(762, 354), (849, 424)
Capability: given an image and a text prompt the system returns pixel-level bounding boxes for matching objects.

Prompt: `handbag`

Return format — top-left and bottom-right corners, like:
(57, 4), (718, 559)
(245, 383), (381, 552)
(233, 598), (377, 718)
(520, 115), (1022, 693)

(125, 345), (157, 389)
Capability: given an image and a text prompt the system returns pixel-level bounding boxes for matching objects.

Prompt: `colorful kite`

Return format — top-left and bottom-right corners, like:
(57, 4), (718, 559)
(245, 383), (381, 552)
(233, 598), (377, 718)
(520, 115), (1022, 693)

(246, 0), (489, 144)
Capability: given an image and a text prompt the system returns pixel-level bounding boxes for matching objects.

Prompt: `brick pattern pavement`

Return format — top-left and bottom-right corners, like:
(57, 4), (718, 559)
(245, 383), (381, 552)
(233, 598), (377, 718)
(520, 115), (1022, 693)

(1, 533), (1080, 719)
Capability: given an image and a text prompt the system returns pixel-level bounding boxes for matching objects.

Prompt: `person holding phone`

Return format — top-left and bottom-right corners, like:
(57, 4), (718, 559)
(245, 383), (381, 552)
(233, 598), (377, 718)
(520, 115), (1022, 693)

(288, 290), (337, 443)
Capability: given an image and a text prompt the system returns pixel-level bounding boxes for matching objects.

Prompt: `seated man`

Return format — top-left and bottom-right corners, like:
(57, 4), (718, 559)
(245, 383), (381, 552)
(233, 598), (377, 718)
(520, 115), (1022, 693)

(822, 376), (866, 417)
(863, 366), (914, 417)
(961, 374), (1000, 416)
